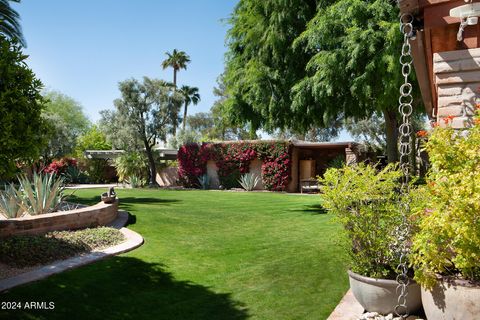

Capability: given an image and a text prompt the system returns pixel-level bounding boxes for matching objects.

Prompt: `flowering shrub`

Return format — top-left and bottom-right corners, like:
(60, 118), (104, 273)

(411, 106), (480, 288)
(177, 141), (291, 191)
(177, 143), (210, 188)
(44, 158), (77, 175)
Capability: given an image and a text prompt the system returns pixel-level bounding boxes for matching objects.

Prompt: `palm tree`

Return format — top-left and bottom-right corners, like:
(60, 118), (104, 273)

(161, 49), (190, 87)
(0, 0), (26, 46)
(179, 85), (200, 131)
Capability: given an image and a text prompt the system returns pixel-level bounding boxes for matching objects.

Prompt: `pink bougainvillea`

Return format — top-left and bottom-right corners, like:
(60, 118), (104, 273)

(177, 143), (210, 188)
(43, 158), (77, 175)
(177, 141), (291, 191)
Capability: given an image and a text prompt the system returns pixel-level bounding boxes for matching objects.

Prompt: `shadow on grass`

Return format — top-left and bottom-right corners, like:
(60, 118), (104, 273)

(291, 204), (328, 215)
(0, 256), (249, 320)
(66, 195), (181, 209)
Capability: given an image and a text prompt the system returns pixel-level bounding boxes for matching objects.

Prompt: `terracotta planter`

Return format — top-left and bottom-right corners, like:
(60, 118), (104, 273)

(348, 270), (422, 315)
(421, 279), (480, 320)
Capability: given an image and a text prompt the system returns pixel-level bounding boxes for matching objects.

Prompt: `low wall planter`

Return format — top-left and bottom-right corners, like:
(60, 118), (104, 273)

(421, 279), (480, 320)
(348, 270), (422, 315)
(0, 200), (119, 238)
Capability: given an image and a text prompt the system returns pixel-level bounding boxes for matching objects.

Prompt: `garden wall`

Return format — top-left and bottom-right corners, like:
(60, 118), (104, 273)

(0, 200), (119, 238)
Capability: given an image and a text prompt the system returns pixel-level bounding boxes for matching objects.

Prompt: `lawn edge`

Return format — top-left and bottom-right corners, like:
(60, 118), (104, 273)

(0, 210), (144, 292)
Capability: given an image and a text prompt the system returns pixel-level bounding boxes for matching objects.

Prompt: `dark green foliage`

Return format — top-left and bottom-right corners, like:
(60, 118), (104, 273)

(0, 36), (47, 179)
(224, 0), (319, 133)
(0, 0), (26, 46)
(0, 227), (124, 267)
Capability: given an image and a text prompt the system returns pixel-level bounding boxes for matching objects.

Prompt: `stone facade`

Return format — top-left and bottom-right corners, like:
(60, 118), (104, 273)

(434, 48), (480, 128)
(0, 200), (119, 238)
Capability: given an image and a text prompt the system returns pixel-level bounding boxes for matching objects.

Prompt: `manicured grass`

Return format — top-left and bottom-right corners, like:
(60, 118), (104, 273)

(0, 189), (348, 320)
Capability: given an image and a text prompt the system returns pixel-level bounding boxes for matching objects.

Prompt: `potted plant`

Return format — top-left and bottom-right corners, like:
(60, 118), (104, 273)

(321, 163), (424, 315)
(411, 111), (480, 319)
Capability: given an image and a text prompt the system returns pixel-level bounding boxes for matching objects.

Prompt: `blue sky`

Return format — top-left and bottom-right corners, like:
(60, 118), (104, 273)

(15, 0), (238, 123)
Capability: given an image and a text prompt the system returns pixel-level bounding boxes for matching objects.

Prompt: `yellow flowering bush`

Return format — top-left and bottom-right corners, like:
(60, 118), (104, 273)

(412, 109), (480, 288)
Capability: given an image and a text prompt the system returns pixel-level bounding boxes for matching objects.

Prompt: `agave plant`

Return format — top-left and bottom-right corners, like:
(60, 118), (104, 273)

(197, 174), (209, 190)
(16, 172), (65, 215)
(0, 185), (25, 219)
(127, 175), (146, 188)
(239, 173), (260, 191)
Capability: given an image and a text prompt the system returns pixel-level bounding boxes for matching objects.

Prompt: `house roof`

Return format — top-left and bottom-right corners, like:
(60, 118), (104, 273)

(84, 148), (177, 160)
(291, 141), (359, 149)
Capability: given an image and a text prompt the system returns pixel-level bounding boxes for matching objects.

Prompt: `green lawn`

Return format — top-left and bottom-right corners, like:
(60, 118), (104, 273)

(0, 189), (348, 320)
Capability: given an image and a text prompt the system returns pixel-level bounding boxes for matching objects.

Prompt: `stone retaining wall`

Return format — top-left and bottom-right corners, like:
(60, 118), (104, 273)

(0, 200), (119, 238)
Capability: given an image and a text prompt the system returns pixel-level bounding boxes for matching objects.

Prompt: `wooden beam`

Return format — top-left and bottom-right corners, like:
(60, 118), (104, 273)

(411, 31), (435, 118)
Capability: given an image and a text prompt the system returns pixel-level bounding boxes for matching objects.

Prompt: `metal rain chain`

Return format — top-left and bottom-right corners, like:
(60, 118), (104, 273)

(395, 13), (415, 319)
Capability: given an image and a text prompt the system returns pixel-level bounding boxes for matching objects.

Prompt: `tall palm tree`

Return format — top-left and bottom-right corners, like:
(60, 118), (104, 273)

(179, 85), (200, 131)
(0, 0), (26, 46)
(161, 49), (190, 87)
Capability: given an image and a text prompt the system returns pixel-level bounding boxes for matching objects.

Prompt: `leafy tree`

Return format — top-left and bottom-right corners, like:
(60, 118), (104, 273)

(178, 85), (200, 131)
(0, 0), (25, 46)
(98, 109), (143, 151)
(113, 77), (182, 186)
(292, 0), (424, 162)
(42, 90), (90, 159)
(223, 0), (319, 133)
(345, 115), (387, 152)
(161, 49), (190, 87)
(75, 125), (111, 157)
(0, 36), (46, 179)
(224, 0), (424, 162)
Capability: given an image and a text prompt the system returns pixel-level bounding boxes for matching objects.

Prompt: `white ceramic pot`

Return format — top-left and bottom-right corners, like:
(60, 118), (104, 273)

(421, 279), (480, 320)
(348, 270), (422, 315)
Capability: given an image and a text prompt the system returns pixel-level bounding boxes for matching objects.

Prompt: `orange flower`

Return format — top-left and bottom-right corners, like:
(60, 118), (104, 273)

(443, 115), (455, 124)
(476, 103), (480, 110)
(432, 122), (439, 128)
(474, 118), (480, 126)
(416, 130), (428, 137)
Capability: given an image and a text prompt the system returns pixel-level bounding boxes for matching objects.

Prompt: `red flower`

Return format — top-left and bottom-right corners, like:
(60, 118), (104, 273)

(416, 130), (428, 138)
(443, 115), (455, 124)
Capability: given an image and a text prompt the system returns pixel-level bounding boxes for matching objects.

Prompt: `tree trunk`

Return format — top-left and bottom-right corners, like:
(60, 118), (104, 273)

(182, 102), (188, 131)
(382, 108), (399, 163)
(173, 69), (177, 88)
(144, 141), (158, 187)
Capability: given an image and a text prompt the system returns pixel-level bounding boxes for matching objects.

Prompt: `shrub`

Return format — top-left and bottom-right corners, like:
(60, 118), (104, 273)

(177, 141), (291, 191)
(0, 186), (24, 219)
(114, 152), (148, 183)
(127, 175), (146, 188)
(16, 172), (65, 215)
(239, 173), (260, 191)
(320, 163), (419, 278)
(411, 110), (480, 288)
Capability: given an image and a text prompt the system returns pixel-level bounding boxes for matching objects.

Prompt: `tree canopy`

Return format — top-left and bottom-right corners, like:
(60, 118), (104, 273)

(112, 77), (182, 185)
(161, 49), (190, 87)
(223, 0), (424, 162)
(179, 85), (200, 131)
(0, 36), (46, 179)
(42, 90), (90, 159)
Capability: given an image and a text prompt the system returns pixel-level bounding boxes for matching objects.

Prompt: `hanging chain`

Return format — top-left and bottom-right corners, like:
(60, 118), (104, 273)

(395, 14), (415, 319)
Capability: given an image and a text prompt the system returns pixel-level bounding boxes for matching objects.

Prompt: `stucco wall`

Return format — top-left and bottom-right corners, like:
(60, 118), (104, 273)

(0, 200), (119, 238)
(207, 160), (220, 189)
(156, 167), (178, 187)
(249, 159), (264, 190)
